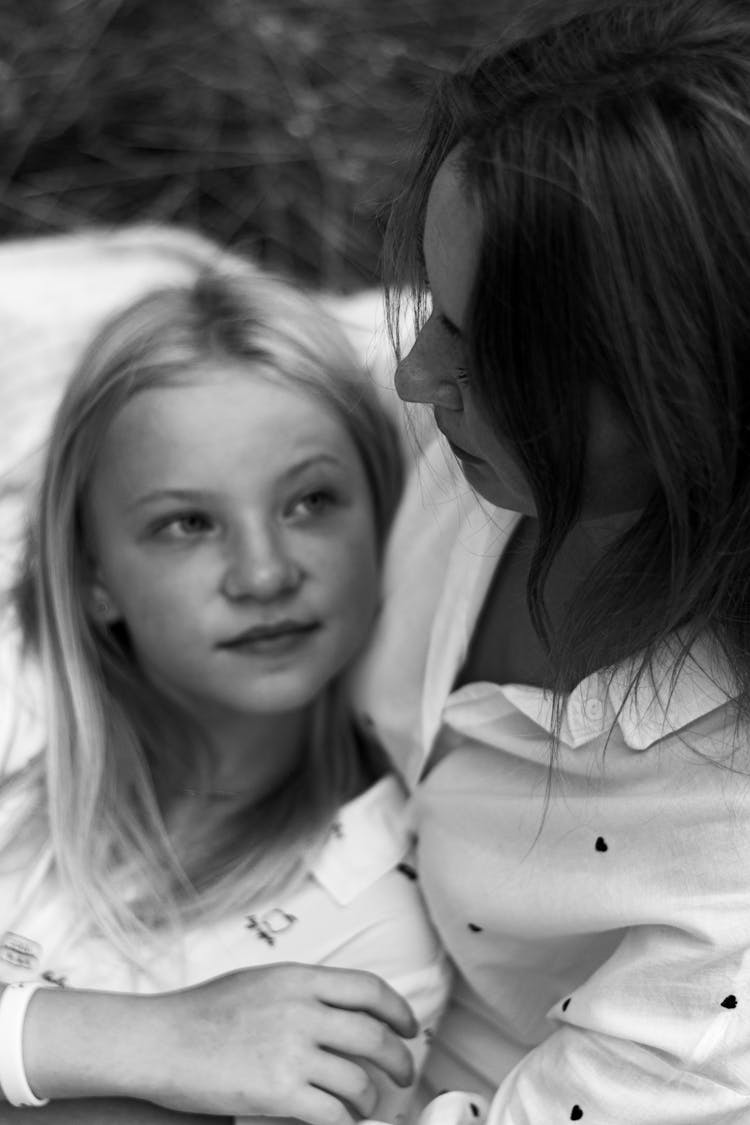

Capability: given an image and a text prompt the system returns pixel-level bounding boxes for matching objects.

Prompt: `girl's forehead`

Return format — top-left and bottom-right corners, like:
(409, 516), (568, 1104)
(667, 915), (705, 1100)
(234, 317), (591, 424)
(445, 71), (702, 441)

(91, 367), (361, 498)
(117, 361), (345, 434)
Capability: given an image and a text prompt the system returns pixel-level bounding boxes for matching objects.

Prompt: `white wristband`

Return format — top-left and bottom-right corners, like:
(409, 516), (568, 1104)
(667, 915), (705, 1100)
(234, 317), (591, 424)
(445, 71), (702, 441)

(0, 981), (51, 1107)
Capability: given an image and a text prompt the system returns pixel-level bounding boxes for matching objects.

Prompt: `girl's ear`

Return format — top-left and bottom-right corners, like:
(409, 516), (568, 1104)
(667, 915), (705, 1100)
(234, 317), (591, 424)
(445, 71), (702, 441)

(88, 580), (121, 625)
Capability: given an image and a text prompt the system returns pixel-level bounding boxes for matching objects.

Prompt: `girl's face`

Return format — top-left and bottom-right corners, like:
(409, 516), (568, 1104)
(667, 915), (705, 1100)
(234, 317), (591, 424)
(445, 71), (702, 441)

(85, 366), (380, 724)
(395, 154), (654, 518)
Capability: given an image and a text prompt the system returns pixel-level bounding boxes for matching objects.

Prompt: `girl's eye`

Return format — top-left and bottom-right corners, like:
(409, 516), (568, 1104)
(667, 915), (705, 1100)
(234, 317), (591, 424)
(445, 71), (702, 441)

(157, 513), (214, 538)
(291, 490), (336, 518)
(455, 367), (471, 385)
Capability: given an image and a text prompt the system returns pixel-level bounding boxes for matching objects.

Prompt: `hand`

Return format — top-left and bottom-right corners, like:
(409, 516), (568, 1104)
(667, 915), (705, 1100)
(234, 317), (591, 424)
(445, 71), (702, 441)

(142, 963), (417, 1124)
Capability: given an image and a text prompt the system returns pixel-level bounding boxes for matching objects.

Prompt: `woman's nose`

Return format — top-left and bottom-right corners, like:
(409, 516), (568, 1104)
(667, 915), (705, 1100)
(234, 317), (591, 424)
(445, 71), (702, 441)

(222, 524), (300, 602)
(394, 320), (463, 411)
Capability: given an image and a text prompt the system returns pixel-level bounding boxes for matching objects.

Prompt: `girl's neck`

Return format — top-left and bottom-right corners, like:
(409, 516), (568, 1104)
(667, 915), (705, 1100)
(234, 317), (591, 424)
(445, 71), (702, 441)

(168, 706), (311, 804)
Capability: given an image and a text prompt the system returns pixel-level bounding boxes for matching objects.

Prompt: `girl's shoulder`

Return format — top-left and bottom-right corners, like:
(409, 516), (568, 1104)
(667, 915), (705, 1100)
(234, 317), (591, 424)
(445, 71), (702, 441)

(173, 774), (447, 1002)
(308, 773), (412, 906)
(303, 775), (448, 981)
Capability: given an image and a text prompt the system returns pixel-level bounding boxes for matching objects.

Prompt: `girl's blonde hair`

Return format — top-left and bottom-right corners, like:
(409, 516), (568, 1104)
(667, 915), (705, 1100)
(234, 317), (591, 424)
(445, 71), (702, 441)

(3, 263), (404, 965)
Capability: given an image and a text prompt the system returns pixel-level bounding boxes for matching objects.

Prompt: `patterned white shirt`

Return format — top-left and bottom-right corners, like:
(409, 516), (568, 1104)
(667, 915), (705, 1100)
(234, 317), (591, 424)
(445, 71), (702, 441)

(0, 773), (450, 1123)
(354, 433), (750, 1124)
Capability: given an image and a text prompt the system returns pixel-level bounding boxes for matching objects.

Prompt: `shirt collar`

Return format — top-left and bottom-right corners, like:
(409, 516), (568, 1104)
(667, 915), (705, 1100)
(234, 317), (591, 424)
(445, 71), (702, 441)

(308, 775), (411, 905)
(494, 643), (736, 751)
(606, 636), (737, 749)
(425, 506), (737, 756)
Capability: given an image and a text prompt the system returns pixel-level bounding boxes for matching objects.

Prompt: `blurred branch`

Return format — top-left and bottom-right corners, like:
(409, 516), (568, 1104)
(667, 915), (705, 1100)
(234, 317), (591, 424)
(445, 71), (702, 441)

(0, 0), (518, 290)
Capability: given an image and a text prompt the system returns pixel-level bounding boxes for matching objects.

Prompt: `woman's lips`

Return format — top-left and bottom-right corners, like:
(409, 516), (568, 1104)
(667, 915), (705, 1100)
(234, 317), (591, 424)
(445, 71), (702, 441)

(435, 417), (484, 466)
(445, 436), (484, 466)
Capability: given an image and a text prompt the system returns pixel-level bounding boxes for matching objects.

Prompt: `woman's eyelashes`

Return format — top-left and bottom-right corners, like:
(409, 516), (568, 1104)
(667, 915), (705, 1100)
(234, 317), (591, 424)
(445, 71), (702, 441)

(432, 313), (470, 385)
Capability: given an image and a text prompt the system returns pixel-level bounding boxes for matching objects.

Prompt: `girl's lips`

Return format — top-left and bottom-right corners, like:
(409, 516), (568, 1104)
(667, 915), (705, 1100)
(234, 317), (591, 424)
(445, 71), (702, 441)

(219, 622), (319, 652)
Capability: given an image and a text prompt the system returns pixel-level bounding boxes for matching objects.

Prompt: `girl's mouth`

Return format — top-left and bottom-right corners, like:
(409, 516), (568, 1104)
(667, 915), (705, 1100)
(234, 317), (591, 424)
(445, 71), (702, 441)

(219, 621), (320, 654)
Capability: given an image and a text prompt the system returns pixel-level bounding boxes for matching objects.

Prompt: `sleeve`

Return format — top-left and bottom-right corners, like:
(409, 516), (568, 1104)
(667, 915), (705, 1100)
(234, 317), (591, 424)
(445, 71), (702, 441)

(419, 725), (750, 1125)
(482, 925), (750, 1124)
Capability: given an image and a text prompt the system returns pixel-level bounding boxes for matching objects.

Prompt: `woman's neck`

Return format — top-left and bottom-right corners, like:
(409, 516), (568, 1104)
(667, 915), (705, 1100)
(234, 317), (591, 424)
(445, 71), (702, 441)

(458, 510), (643, 692)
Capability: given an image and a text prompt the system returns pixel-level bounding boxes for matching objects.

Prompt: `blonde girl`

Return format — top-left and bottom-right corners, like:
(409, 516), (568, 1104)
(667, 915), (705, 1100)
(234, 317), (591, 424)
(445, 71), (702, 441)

(0, 264), (447, 1123)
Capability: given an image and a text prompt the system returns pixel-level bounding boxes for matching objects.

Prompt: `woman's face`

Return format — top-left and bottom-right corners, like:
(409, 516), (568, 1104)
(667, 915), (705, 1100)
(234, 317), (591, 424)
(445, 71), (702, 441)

(395, 153), (654, 518)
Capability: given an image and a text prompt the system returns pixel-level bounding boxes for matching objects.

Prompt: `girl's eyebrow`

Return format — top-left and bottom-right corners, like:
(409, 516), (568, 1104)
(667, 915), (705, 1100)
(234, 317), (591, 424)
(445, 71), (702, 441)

(127, 456), (346, 511)
(281, 453), (346, 482)
(127, 488), (212, 512)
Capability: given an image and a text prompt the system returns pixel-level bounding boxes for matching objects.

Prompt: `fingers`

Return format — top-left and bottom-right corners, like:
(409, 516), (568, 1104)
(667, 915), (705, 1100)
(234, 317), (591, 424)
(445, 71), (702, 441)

(296, 1085), (358, 1125)
(317, 1007), (414, 1089)
(157, 965), (416, 1124)
(309, 1051), (379, 1119)
(313, 967), (418, 1039)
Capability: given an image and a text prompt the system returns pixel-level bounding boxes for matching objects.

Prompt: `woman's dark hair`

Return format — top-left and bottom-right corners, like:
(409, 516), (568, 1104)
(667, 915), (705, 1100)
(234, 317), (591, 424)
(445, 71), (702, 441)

(386, 0), (750, 722)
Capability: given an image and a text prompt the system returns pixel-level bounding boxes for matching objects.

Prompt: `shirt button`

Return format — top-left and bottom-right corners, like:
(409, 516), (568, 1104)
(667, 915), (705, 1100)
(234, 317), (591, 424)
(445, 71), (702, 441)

(583, 698), (604, 722)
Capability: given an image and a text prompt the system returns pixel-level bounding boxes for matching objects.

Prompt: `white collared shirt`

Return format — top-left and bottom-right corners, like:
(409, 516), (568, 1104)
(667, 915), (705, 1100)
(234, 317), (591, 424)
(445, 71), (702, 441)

(0, 774), (450, 1123)
(354, 434), (750, 1124)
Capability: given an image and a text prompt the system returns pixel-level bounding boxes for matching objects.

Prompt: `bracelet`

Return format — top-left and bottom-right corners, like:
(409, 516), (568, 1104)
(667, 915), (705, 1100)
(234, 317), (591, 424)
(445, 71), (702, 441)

(0, 981), (52, 1107)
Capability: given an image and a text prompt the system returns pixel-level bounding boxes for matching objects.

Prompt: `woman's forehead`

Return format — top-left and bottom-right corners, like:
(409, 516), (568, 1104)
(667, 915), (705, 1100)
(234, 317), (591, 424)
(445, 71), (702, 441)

(424, 155), (484, 330)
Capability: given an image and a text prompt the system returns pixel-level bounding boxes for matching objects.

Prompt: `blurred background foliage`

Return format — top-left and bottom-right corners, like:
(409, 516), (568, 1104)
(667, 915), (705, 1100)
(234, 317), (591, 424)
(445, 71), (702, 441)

(0, 0), (524, 291)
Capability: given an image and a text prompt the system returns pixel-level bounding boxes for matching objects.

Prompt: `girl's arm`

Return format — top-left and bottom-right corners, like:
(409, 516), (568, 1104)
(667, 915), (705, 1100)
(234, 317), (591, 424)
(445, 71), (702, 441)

(0, 1099), (221, 1123)
(3, 964), (417, 1122)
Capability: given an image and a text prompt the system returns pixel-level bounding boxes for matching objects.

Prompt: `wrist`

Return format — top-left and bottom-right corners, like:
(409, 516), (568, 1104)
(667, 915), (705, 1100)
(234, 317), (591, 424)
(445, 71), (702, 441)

(24, 986), (162, 1102)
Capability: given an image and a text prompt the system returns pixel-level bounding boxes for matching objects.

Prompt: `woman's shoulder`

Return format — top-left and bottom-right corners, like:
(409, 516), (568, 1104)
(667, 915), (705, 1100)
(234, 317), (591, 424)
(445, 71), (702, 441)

(604, 631), (742, 756)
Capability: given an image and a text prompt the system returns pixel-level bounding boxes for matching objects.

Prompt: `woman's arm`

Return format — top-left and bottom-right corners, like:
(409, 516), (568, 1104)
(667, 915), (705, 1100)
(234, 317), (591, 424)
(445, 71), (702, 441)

(7, 964), (417, 1123)
(418, 709), (750, 1124)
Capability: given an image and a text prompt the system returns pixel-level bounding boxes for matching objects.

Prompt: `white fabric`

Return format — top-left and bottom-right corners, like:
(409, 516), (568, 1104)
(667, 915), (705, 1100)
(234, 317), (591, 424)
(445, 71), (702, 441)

(354, 434), (750, 1124)
(0, 774), (450, 1123)
(0, 226), (229, 593)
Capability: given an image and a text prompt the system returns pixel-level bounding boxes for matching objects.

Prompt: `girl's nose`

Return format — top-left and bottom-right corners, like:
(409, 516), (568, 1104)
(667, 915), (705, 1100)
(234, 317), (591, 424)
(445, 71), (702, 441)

(394, 318), (464, 411)
(222, 524), (301, 602)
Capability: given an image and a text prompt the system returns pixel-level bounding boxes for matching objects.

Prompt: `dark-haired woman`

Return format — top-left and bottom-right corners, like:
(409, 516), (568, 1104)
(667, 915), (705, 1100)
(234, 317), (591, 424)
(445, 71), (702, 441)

(354, 1), (750, 1121)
